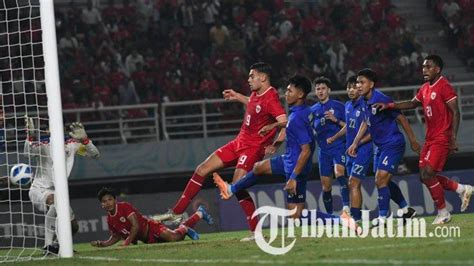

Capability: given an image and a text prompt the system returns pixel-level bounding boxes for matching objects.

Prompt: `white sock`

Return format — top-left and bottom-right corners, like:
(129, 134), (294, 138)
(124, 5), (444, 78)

(45, 205), (57, 247)
(438, 208), (449, 215)
(456, 184), (465, 194)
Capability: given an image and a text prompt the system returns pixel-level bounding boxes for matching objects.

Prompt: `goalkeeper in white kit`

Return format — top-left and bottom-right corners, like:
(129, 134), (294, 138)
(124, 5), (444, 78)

(24, 117), (100, 255)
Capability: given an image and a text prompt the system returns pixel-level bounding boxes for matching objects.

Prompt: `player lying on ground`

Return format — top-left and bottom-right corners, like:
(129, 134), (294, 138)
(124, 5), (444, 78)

(91, 187), (214, 247)
(154, 62), (287, 241)
(24, 117), (100, 254)
(213, 75), (356, 231)
(373, 54), (473, 224)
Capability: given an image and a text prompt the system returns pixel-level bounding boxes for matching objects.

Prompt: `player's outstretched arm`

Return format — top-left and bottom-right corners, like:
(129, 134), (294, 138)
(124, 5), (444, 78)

(327, 124), (347, 144)
(222, 89), (249, 106)
(123, 213), (140, 246)
(91, 234), (121, 248)
(347, 121), (367, 157)
(373, 98), (421, 111)
(396, 114), (421, 154)
(69, 122), (100, 158)
(447, 98), (460, 153)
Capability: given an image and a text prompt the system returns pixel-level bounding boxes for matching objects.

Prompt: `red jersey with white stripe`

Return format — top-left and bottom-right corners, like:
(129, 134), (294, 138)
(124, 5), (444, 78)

(415, 76), (457, 142)
(107, 202), (149, 240)
(236, 87), (286, 148)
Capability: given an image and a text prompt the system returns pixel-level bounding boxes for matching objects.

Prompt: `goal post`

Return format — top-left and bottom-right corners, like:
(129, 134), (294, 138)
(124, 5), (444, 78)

(39, 0), (72, 258)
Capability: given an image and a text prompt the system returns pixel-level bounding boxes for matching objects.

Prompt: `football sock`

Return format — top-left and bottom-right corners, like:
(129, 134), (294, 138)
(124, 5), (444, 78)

(351, 207), (362, 221)
(174, 225), (188, 237)
(377, 186), (391, 217)
(182, 213), (201, 228)
(236, 190), (258, 232)
(172, 172), (205, 214)
(421, 177), (446, 209)
(230, 171), (258, 194)
(436, 175), (460, 192)
(388, 181), (408, 208)
(323, 190), (333, 214)
(336, 176), (350, 207)
(45, 205), (57, 247)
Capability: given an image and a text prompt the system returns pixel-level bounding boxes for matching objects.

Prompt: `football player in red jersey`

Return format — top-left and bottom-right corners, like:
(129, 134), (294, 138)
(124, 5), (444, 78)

(374, 55), (473, 224)
(154, 62), (287, 241)
(91, 188), (213, 247)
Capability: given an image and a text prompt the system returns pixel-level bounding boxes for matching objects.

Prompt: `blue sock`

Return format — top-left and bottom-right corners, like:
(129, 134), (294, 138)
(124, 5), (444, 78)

(377, 186), (391, 217)
(388, 181), (408, 208)
(230, 171), (259, 194)
(336, 176), (350, 207)
(351, 207), (362, 221)
(323, 191), (333, 214)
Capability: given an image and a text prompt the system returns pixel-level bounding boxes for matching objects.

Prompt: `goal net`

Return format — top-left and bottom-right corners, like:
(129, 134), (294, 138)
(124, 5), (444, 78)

(0, 0), (72, 261)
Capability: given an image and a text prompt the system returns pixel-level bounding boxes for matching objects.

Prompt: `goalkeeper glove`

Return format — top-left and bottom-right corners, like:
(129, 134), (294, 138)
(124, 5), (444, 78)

(69, 122), (89, 143)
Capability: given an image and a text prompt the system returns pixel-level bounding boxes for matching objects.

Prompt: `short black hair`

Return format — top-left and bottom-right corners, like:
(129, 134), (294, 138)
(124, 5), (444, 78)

(250, 62), (272, 80)
(313, 76), (332, 89)
(288, 74), (312, 96)
(425, 54), (444, 70)
(97, 187), (116, 201)
(346, 75), (357, 87)
(357, 68), (378, 84)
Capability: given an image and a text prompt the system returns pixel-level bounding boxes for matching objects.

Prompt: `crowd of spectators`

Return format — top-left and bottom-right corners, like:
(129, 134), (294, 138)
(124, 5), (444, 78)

(431, 0), (474, 69)
(53, 0), (425, 111)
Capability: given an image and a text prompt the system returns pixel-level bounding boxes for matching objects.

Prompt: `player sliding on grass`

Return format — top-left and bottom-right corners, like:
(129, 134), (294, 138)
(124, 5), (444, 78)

(91, 187), (213, 247)
(213, 75), (355, 229)
(154, 62), (287, 241)
(373, 55), (473, 224)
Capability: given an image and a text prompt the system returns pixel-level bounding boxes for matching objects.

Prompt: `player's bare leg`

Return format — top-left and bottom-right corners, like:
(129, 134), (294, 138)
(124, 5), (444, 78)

(349, 176), (362, 222)
(287, 203), (305, 219)
(335, 163), (349, 213)
(154, 153), (225, 222)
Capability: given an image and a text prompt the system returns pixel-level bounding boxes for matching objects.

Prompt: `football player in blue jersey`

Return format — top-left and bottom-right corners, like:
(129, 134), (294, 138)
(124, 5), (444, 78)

(213, 75), (354, 225)
(348, 69), (419, 224)
(327, 76), (372, 222)
(311, 77), (349, 214)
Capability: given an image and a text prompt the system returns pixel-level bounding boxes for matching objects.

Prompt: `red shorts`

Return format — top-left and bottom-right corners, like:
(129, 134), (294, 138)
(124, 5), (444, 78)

(419, 141), (449, 172)
(147, 220), (168, 244)
(215, 139), (265, 172)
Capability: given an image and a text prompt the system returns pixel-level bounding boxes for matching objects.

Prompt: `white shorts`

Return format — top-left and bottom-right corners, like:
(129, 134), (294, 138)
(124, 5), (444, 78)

(29, 187), (75, 220)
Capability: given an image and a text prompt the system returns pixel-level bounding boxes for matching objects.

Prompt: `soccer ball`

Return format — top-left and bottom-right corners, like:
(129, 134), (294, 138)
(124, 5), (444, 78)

(9, 163), (33, 186)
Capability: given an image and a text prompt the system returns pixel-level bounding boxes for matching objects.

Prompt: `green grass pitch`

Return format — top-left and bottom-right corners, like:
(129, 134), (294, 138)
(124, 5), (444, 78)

(5, 213), (474, 265)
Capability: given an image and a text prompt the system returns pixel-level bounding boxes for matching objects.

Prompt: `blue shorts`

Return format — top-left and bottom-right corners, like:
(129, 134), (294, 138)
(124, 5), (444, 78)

(270, 156), (307, 204)
(318, 147), (346, 177)
(346, 144), (372, 180)
(374, 144), (405, 175)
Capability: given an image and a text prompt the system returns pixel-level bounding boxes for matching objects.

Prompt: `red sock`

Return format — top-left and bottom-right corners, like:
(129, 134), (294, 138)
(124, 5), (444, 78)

(182, 213), (201, 228)
(421, 177), (446, 209)
(173, 225), (187, 237)
(436, 175), (459, 192)
(172, 173), (206, 214)
(235, 190), (258, 232)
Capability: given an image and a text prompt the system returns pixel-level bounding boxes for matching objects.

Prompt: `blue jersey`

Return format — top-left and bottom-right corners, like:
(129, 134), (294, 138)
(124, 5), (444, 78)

(362, 90), (405, 148)
(283, 104), (315, 176)
(345, 97), (372, 153)
(311, 99), (345, 150)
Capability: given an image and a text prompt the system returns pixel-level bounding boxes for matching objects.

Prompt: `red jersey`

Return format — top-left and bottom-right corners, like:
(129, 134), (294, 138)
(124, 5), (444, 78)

(107, 202), (149, 240)
(415, 76), (457, 142)
(236, 87), (286, 148)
